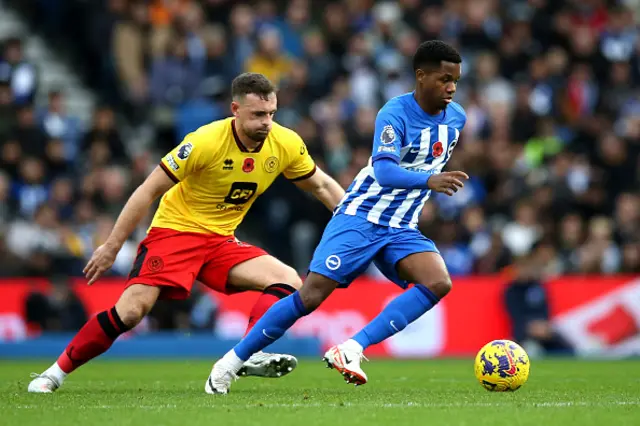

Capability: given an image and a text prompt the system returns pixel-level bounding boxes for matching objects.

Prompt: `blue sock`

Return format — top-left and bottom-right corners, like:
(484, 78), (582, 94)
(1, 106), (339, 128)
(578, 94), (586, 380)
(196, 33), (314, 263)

(233, 291), (309, 361)
(352, 284), (439, 350)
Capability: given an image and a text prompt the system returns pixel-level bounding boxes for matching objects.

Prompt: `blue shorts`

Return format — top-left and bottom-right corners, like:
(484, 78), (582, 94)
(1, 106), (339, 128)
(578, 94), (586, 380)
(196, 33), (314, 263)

(309, 213), (440, 289)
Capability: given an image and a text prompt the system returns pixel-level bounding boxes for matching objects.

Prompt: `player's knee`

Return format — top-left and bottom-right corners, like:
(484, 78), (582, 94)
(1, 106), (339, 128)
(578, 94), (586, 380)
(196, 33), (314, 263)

(115, 285), (159, 327)
(116, 303), (147, 328)
(424, 275), (452, 299)
(269, 265), (303, 289)
(298, 286), (325, 311)
(298, 273), (338, 311)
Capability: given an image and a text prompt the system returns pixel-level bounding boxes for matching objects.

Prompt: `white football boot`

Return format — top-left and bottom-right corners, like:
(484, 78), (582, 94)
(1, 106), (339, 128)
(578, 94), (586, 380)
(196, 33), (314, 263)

(322, 343), (369, 386)
(205, 360), (239, 395)
(238, 351), (298, 378)
(27, 373), (61, 393)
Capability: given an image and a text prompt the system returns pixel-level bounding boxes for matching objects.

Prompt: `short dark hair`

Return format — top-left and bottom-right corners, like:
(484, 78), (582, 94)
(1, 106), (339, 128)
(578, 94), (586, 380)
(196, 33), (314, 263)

(231, 73), (276, 101)
(412, 40), (462, 71)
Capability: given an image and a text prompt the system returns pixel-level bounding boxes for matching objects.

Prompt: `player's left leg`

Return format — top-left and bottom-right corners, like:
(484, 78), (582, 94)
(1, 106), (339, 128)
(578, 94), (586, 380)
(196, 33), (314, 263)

(330, 231), (449, 384)
(206, 213), (382, 394)
(196, 237), (302, 384)
(348, 251), (449, 351)
(226, 254), (303, 333)
(227, 254), (303, 379)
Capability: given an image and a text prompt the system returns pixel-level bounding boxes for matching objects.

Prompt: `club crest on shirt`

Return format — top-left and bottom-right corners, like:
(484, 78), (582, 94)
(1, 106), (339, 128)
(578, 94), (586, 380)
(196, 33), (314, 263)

(380, 125), (396, 145)
(177, 142), (193, 160)
(264, 156), (279, 173)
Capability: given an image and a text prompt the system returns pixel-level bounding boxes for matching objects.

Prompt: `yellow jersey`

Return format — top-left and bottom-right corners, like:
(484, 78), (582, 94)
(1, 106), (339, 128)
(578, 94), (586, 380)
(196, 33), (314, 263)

(153, 117), (316, 236)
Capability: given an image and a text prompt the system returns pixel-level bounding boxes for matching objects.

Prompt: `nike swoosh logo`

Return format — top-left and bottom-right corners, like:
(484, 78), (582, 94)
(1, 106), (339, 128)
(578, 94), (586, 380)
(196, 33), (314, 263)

(262, 329), (276, 340)
(344, 354), (352, 364)
(410, 149), (420, 153)
(390, 320), (400, 332)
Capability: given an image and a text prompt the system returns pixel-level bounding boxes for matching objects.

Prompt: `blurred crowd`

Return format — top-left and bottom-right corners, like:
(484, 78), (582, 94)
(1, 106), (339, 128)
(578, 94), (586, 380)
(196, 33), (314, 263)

(0, 0), (638, 292)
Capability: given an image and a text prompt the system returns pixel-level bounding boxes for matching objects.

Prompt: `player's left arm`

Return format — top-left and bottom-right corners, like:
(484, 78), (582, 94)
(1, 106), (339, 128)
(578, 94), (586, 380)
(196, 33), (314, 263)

(283, 132), (345, 211)
(293, 166), (345, 211)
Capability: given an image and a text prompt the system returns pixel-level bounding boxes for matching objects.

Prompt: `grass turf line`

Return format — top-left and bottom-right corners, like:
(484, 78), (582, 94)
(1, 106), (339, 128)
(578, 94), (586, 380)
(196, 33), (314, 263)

(2, 359), (639, 426)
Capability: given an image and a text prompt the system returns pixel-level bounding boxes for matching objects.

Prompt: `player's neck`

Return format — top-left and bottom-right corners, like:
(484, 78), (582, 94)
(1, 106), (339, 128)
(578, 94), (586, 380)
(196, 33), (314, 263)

(413, 92), (443, 116)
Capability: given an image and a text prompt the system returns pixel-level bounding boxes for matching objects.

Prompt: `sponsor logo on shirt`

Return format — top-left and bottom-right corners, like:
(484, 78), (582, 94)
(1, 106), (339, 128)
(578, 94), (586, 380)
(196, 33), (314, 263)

(165, 155), (180, 171)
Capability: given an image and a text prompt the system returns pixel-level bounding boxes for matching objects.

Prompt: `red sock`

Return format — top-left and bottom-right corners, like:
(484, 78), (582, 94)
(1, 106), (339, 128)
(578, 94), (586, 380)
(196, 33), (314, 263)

(245, 283), (297, 335)
(56, 307), (130, 374)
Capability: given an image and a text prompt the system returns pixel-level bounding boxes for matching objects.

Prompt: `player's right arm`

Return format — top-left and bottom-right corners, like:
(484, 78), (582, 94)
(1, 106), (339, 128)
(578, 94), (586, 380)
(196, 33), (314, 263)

(371, 108), (468, 194)
(83, 166), (175, 285)
(84, 132), (213, 284)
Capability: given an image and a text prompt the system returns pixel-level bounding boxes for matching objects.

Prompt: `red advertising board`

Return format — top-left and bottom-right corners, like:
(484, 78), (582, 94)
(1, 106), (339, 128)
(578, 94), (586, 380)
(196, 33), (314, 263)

(1, 276), (638, 357)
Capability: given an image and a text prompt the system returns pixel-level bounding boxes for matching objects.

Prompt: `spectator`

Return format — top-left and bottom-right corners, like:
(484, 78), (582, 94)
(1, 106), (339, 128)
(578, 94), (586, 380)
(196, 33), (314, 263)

(49, 177), (75, 222)
(5, 203), (63, 275)
(228, 4), (256, 77)
(504, 242), (575, 357)
(0, 37), (38, 105)
(0, 81), (16, 137)
(112, 0), (151, 108)
(24, 276), (88, 332)
(245, 26), (292, 87)
(38, 90), (82, 161)
(44, 138), (72, 179)
(502, 200), (542, 257)
(201, 25), (234, 99)
(12, 157), (48, 218)
(149, 35), (205, 106)
(80, 106), (127, 163)
(577, 216), (622, 274)
(302, 30), (339, 100)
(1, 138), (21, 181)
(12, 103), (47, 158)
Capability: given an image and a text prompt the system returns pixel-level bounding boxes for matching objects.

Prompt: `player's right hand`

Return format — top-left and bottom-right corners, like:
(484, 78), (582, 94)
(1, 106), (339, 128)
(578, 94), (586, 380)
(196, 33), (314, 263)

(427, 171), (469, 196)
(83, 243), (119, 286)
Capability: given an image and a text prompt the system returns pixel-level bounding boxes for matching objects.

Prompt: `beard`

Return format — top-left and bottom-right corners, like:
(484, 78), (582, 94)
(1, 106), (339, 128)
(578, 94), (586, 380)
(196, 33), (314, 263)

(244, 126), (270, 142)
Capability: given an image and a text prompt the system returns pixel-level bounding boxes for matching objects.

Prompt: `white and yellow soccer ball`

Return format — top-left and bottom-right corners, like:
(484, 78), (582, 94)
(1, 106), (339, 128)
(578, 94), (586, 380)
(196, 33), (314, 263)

(474, 340), (530, 392)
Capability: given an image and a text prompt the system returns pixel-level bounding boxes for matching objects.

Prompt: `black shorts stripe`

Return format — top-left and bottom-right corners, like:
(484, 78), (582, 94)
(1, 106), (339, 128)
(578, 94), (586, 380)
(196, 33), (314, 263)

(128, 244), (148, 279)
(97, 311), (120, 340)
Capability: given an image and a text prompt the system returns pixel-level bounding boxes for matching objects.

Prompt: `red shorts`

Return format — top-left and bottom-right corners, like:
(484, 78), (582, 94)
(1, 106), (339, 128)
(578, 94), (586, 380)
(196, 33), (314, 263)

(125, 227), (267, 300)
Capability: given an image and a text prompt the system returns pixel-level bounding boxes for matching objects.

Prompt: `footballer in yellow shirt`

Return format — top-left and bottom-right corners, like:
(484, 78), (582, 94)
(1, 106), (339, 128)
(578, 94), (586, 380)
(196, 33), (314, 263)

(154, 116), (316, 236)
(29, 74), (345, 394)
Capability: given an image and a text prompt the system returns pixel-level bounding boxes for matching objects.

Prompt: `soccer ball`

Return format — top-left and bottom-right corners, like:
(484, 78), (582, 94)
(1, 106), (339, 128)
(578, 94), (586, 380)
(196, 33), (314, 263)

(474, 340), (530, 392)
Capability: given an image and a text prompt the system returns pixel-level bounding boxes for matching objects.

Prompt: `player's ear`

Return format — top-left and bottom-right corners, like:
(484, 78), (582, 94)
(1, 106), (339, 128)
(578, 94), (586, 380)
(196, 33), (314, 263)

(415, 68), (425, 83)
(231, 100), (241, 117)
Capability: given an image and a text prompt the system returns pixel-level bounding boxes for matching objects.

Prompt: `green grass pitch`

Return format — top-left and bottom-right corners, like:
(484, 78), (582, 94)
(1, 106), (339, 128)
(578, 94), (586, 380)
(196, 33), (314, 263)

(2, 359), (639, 426)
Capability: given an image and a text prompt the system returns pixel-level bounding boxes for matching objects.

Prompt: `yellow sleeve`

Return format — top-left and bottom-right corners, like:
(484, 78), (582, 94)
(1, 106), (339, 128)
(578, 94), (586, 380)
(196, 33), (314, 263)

(159, 129), (214, 182)
(282, 131), (317, 181)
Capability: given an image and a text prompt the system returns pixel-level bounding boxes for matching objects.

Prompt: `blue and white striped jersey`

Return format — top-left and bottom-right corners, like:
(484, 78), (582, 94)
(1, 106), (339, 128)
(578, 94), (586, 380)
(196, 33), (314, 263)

(335, 92), (466, 229)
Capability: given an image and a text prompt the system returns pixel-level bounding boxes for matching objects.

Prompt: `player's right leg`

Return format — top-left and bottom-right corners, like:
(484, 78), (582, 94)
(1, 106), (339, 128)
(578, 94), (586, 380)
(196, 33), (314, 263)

(28, 284), (160, 393)
(208, 213), (382, 394)
(28, 227), (208, 393)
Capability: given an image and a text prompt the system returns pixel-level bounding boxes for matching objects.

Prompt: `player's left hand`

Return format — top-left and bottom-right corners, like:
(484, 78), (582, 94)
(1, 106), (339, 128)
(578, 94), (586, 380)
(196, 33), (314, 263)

(427, 171), (469, 196)
(83, 242), (119, 285)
